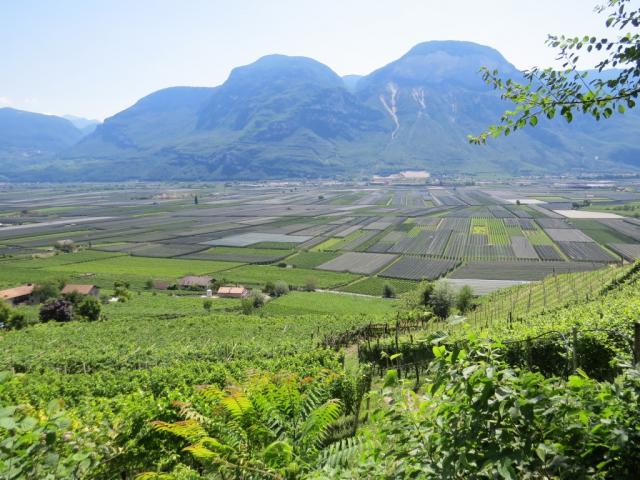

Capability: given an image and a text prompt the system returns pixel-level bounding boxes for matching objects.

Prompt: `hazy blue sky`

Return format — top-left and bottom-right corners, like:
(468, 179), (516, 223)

(0, 0), (615, 120)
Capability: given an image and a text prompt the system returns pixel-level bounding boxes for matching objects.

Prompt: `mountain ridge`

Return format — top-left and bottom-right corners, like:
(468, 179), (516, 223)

(2, 40), (639, 181)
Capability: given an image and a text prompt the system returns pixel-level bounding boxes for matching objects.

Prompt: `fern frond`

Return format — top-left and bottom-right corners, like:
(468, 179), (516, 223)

(299, 399), (342, 451)
(318, 435), (367, 469)
(135, 473), (175, 480)
(151, 419), (207, 441)
(222, 386), (253, 420)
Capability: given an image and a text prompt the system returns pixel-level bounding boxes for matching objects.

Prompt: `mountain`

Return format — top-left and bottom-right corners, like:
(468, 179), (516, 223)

(0, 108), (83, 175)
(62, 115), (101, 136)
(4, 41), (640, 181)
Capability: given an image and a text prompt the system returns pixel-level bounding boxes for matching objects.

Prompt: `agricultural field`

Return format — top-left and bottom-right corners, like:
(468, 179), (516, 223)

(2, 181), (640, 479)
(2, 181), (640, 292)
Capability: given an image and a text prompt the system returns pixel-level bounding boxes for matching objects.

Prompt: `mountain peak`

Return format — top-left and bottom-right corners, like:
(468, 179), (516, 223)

(224, 54), (343, 90)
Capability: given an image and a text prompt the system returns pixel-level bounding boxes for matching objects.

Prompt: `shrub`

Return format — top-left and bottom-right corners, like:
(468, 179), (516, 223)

(78, 296), (101, 321)
(263, 280), (276, 295)
(250, 290), (265, 308)
(39, 298), (73, 323)
(429, 281), (454, 319)
(54, 239), (75, 253)
(240, 297), (254, 315)
(6, 312), (29, 330)
(203, 299), (213, 312)
(305, 277), (318, 292)
(382, 283), (396, 298)
(346, 343), (640, 479)
(114, 281), (131, 302)
(455, 285), (474, 313)
(32, 281), (60, 304)
(274, 280), (289, 297)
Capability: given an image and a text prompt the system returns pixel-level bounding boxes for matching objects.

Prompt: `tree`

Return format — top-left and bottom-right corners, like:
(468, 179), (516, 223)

(263, 280), (276, 295)
(250, 290), (265, 308)
(429, 281), (455, 319)
(54, 239), (75, 253)
(32, 281), (60, 304)
(241, 297), (254, 315)
(274, 280), (289, 297)
(78, 296), (101, 321)
(305, 277), (318, 292)
(40, 298), (73, 323)
(0, 302), (10, 327)
(382, 283), (396, 298)
(114, 281), (131, 302)
(456, 285), (474, 314)
(470, 0), (640, 144)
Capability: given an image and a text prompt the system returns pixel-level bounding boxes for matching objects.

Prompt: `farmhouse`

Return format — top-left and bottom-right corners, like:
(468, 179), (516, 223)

(217, 286), (250, 298)
(61, 284), (100, 297)
(0, 284), (35, 305)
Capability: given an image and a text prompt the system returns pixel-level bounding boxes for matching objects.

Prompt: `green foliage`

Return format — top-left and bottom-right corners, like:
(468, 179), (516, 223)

(273, 280), (289, 297)
(456, 285), (474, 313)
(202, 299), (212, 312)
(78, 295), (101, 321)
(39, 298), (73, 323)
(32, 280), (61, 303)
(144, 373), (345, 478)
(471, 0), (640, 143)
(382, 283), (396, 298)
(429, 281), (455, 318)
(341, 343), (640, 479)
(0, 395), (102, 479)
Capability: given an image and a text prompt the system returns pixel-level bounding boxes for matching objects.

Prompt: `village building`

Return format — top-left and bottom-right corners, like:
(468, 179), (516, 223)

(0, 284), (35, 305)
(61, 284), (100, 297)
(217, 286), (250, 298)
(179, 276), (213, 289)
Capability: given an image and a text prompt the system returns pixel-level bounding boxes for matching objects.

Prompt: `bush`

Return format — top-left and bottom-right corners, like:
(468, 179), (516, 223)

(54, 239), (75, 253)
(78, 296), (101, 321)
(0, 302), (10, 326)
(39, 298), (73, 323)
(251, 290), (265, 308)
(203, 299), (213, 312)
(455, 285), (474, 313)
(429, 281), (454, 319)
(114, 281), (131, 303)
(263, 281), (276, 295)
(6, 312), (29, 330)
(382, 283), (396, 298)
(305, 277), (317, 292)
(274, 281), (289, 297)
(346, 343), (640, 479)
(240, 297), (254, 315)
(32, 281), (60, 304)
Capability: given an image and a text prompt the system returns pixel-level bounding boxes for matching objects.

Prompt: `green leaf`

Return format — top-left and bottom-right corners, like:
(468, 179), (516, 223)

(529, 116), (538, 127)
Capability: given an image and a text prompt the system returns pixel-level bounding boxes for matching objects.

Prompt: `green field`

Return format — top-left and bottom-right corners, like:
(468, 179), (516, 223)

(262, 291), (398, 315)
(219, 264), (361, 288)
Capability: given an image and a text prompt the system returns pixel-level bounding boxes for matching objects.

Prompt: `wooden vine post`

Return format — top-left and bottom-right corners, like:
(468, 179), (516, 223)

(571, 327), (578, 374)
(634, 321), (640, 367)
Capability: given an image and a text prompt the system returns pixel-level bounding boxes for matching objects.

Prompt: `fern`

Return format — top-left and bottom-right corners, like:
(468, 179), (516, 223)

(319, 435), (368, 469)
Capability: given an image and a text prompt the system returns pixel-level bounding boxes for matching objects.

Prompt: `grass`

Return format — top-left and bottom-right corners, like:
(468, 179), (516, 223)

(262, 291), (398, 315)
(311, 238), (343, 252)
(218, 264), (361, 288)
(569, 219), (637, 244)
(47, 255), (242, 278)
(523, 227), (555, 245)
(338, 276), (418, 296)
(285, 251), (339, 268)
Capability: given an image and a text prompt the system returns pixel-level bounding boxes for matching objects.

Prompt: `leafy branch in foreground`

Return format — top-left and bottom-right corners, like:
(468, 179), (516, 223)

(470, 0), (640, 144)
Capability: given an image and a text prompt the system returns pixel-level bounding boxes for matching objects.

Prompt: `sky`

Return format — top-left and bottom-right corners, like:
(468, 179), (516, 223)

(0, 0), (616, 120)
